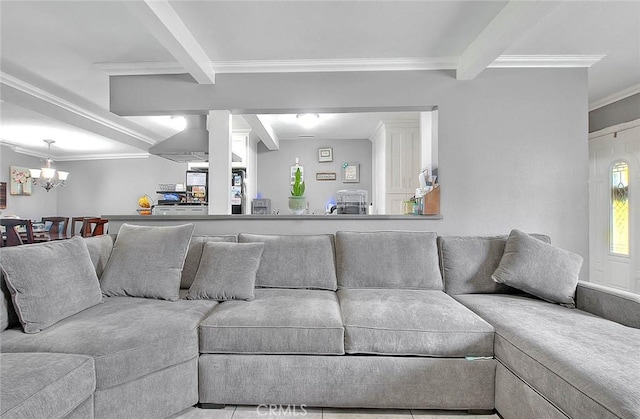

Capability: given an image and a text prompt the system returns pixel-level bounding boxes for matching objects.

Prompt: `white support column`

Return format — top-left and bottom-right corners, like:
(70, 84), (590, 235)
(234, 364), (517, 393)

(246, 133), (260, 214)
(207, 110), (232, 214)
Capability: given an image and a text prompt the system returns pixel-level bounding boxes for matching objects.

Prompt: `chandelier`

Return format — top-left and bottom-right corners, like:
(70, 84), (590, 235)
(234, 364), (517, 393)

(29, 140), (69, 192)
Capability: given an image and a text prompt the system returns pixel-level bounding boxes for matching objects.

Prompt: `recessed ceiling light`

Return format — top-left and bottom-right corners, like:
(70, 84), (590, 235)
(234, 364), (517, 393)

(296, 113), (320, 128)
(298, 135), (315, 139)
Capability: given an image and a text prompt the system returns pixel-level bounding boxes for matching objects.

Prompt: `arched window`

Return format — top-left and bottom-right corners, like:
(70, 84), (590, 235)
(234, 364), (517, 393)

(610, 161), (630, 255)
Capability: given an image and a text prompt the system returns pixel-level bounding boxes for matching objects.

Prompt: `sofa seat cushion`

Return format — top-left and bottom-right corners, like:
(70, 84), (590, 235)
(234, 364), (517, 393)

(338, 289), (494, 357)
(199, 288), (344, 355)
(0, 352), (95, 419)
(455, 294), (640, 419)
(0, 296), (218, 390)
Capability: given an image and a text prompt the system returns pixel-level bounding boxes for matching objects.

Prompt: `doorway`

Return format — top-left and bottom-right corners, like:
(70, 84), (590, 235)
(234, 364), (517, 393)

(589, 121), (640, 293)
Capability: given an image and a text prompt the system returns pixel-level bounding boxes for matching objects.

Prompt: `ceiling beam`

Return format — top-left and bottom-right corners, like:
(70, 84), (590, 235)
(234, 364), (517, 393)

(243, 114), (280, 151)
(456, 1), (560, 80)
(126, 0), (215, 84)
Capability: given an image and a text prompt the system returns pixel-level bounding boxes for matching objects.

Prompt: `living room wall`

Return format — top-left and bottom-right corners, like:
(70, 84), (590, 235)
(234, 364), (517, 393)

(53, 68), (590, 274)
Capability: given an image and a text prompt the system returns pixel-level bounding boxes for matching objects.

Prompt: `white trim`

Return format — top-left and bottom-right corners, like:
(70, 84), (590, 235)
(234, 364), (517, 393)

(589, 118), (640, 140)
(95, 61), (185, 76)
(490, 55), (605, 68)
(212, 57), (459, 73)
(54, 153), (151, 161)
(589, 84), (640, 111)
(0, 72), (158, 145)
(97, 54), (607, 76)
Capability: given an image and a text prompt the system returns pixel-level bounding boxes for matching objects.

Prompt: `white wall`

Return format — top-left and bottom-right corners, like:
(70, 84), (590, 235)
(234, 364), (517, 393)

(257, 138), (372, 214)
(49, 67), (588, 276)
(56, 155), (187, 218)
(0, 145), (58, 220)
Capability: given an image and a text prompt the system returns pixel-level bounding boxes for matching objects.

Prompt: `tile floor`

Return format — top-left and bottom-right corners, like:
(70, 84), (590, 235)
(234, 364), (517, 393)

(171, 406), (499, 419)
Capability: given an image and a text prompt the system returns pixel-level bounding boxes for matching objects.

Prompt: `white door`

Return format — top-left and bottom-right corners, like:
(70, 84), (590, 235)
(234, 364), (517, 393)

(589, 122), (640, 293)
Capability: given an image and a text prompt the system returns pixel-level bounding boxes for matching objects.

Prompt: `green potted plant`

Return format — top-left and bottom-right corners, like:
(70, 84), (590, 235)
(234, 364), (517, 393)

(288, 167), (306, 215)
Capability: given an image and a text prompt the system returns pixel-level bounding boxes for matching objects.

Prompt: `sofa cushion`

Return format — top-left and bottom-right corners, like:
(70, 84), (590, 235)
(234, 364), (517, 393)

(187, 242), (264, 301)
(455, 294), (640, 419)
(238, 233), (337, 290)
(100, 223), (194, 301)
(200, 288), (344, 355)
(338, 289), (494, 357)
(0, 275), (19, 332)
(492, 229), (582, 307)
(438, 233), (551, 295)
(336, 231), (442, 289)
(0, 296), (218, 390)
(181, 235), (237, 289)
(0, 352), (95, 419)
(83, 234), (114, 278)
(0, 237), (103, 333)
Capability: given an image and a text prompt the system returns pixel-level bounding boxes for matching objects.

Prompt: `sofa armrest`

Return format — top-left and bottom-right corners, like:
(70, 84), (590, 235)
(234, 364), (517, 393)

(576, 281), (640, 329)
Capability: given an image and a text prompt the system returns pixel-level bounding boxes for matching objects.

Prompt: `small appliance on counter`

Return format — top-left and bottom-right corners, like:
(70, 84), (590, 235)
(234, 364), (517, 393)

(251, 198), (271, 215)
(336, 189), (368, 215)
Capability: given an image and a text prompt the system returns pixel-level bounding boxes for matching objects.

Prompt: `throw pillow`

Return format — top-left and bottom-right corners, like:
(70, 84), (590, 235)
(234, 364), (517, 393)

(100, 223), (194, 301)
(187, 242), (264, 301)
(492, 229), (583, 307)
(0, 237), (103, 333)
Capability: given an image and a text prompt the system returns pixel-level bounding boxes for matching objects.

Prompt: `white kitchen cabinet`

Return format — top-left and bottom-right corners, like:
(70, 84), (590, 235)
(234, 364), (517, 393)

(371, 120), (421, 214)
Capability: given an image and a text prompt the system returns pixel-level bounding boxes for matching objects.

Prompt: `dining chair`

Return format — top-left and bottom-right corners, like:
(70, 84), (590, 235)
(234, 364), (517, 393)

(41, 216), (69, 238)
(71, 216), (95, 236)
(0, 219), (34, 247)
(80, 218), (109, 237)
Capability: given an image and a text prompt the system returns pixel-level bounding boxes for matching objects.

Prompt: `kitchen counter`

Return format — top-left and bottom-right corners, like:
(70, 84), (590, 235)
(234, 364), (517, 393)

(102, 214), (443, 236)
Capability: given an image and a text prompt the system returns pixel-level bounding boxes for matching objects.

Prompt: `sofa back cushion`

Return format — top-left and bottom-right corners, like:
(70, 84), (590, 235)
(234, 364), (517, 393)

(336, 231), (442, 289)
(181, 235), (237, 289)
(100, 223), (194, 301)
(0, 237), (103, 333)
(238, 233), (337, 290)
(83, 234), (115, 278)
(0, 274), (19, 332)
(438, 234), (551, 295)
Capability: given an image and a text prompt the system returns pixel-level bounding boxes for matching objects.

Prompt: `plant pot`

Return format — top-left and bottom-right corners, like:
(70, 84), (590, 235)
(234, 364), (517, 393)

(288, 196), (307, 215)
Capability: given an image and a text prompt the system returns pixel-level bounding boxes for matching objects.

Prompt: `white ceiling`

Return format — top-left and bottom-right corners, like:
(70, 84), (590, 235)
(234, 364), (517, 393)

(1, 0), (638, 160)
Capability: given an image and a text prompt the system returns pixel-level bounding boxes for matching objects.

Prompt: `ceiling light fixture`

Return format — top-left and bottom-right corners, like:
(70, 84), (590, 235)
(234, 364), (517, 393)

(296, 113), (320, 128)
(29, 140), (69, 192)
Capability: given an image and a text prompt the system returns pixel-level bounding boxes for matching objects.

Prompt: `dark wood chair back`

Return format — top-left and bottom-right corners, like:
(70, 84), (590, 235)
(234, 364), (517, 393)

(81, 218), (109, 237)
(71, 216), (95, 236)
(42, 216), (69, 237)
(1, 219), (34, 247)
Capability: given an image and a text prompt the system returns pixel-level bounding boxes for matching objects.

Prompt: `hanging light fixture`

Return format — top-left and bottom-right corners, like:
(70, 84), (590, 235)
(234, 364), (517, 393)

(29, 140), (69, 192)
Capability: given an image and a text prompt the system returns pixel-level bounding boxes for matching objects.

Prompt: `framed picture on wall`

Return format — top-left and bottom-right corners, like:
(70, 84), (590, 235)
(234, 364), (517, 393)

(316, 172), (336, 181)
(342, 163), (360, 183)
(318, 147), (333, 162)
(0, 182), (6, 209)
(10, 166), (32, 196)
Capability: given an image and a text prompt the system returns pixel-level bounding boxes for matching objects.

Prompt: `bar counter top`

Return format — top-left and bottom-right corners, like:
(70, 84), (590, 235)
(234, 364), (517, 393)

(103, 214), (443, 221)
(102, 213), (443, 236)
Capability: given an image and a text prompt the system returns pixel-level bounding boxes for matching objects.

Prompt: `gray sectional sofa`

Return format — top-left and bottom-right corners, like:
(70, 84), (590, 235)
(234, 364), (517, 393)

(0, 228), (638, 419)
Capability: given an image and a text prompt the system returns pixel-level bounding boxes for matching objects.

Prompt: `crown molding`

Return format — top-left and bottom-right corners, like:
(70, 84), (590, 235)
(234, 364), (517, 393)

(54, 153), (151, 161)
(95, 61), (185, 76)
(212, 57), (459, 73)
(489, 55), (605, 68)
(0, 140), (150, 161)
(0, 72), (158, 145)
(98, 55), (607, 76)
(588, 83), (640, 111)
